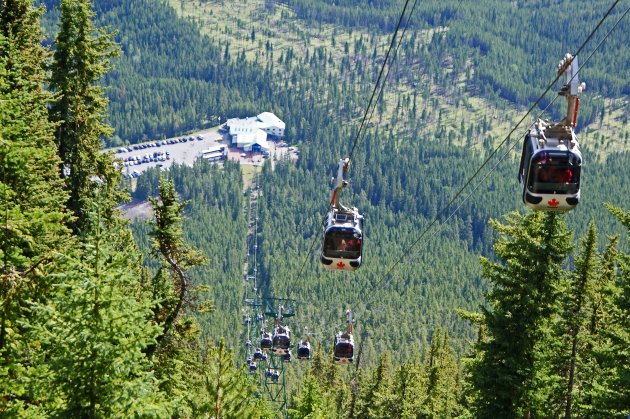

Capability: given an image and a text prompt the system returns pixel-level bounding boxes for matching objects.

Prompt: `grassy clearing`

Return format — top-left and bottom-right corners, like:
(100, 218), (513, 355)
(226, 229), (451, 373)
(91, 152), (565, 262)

(241, 164), (259, 191)
(167, 0), (629, 160)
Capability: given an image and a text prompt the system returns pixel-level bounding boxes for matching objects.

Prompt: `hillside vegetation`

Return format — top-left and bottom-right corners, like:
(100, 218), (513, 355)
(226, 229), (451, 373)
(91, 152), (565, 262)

(8, 0), (628, 416)
(168, 0), (630, 159)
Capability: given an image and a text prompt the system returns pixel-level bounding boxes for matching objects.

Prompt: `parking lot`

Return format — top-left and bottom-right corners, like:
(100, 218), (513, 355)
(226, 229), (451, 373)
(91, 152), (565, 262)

(111, 127), (298, 178)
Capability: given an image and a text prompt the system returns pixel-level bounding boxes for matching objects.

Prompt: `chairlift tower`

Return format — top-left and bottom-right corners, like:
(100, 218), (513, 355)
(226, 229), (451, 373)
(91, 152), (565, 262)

(261, 339), (289, 418)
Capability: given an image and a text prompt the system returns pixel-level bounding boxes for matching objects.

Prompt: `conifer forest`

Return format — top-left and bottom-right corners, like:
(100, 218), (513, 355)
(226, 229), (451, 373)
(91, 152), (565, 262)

(1, 0), (629, 417)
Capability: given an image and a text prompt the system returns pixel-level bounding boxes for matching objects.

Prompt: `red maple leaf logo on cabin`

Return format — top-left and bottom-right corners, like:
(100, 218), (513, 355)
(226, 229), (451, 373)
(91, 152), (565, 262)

(336, 262), (346, 269)
(548, 198), (560, 207)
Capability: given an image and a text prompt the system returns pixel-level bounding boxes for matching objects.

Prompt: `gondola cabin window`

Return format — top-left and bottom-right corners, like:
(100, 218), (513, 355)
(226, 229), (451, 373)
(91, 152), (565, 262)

(335, 342), (353, 357)
(323, 229), (362, 258)
(528, 152), (581, 195)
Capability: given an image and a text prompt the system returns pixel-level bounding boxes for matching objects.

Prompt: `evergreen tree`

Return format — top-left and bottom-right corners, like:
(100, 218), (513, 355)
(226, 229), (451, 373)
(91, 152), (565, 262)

(596, 205), (630, 413)
(579, 236), (620, 416)
(0, 0), (71, 412)
(0, 0), (71, 273)
(561, 223), (599, 417)
(148, 176), (206, 354)
(468, 212), (572, 417)
(381, 360), (427, 418)
(304, 345), (349, 418)
(289, 374), (328, 419)
(424, 329), (461, 416)
(194, 338), (270, 418)
(28, 194), (170, 417)
(356, 352), (392, 418)
(48, 0), (122, 233)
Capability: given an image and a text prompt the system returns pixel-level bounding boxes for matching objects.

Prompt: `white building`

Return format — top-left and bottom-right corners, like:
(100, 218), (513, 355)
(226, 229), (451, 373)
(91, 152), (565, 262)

(226, 112), (285, 152)
(256, 112), (285, 138)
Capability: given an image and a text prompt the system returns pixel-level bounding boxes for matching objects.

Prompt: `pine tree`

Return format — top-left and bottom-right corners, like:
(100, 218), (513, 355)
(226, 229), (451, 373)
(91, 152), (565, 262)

(306, 344), (342, 416)
(0, 0), (71, 272)
(28, 193), (170, 417)
(0, 0), (71, 412)
(468, 212), (572, 417)
(148, 176), (206, 355)
(289, 374), (328, 419)
(48, 0), (122, 233)
(561, 223), (599, 417)
(579, 236), (620, 416)
(424, 329), (461, 416)
(381, 360), (427, 418)
(194, 338), (270, 418)
(596, 204), (630, 413)
(356, 352), (392, 419)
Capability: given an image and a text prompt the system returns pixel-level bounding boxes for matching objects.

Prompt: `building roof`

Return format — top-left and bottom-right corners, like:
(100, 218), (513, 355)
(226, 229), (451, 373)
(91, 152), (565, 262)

(257, 112), (286, 129)
(226, 112), (283, 150)
(226, 116), (261, 132)
(227, 112), (285, 132)
(233, 129), (269, 150)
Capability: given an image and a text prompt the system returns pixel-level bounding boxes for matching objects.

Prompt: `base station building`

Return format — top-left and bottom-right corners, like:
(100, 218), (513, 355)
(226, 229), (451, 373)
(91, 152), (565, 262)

(226, 112), (285, 153)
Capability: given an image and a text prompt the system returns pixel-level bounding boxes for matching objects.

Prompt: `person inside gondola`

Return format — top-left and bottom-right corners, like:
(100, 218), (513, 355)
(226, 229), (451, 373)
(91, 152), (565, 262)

(557, 168), (573, 183)
(537, 166), (573, 184)
(337, 239), (348, 251)
(346, 239), (361, 251)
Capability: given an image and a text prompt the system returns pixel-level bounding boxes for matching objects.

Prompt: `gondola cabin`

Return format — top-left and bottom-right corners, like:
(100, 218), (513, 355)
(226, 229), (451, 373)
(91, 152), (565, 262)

(297, 341), (312, 360)
(518, 53), (585, 212)
(281, 350), (292, 363)
(272, 325), (291, 355)
(266, 369), (280, 381)
(519, 120), (582, 211)
(321, 208), (363, 271)
(253, 348), (264, 361)
(248, 361), (257, 372)
(260, 332), (273, 350)
(333, 332), (354, 363)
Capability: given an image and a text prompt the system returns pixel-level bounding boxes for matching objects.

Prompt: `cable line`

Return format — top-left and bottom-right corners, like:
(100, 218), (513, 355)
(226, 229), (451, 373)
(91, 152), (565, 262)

(348, 0), (413, 162)
(347, 1), (630, 375)
(354, 0), (420, 161)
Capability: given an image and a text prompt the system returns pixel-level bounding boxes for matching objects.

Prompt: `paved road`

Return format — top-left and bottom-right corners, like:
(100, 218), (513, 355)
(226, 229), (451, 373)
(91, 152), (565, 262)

(110, 127), (297, 178)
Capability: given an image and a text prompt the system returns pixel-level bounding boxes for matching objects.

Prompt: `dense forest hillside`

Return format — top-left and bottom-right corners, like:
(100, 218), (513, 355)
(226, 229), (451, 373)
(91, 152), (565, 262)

(108, 0), (630, 354)
(15, 0), (629, 416)
(39, 0), (630, 152)
(284, 0), (629, 98)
